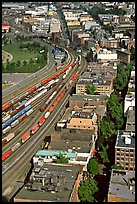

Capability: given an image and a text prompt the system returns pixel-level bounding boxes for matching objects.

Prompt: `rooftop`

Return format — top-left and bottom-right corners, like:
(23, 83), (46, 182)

(14, 164), (81, 202)
(49, 139), (92, 154)
(108, 169), (135, 201)
(125, 106), (135, 132)
(115, 130), (135, 149)
(69, 94), (107, 102)
(35, 149), (77, 158)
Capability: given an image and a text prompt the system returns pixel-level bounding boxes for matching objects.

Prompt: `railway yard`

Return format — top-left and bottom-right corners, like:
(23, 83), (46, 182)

(2, 46), (87, 196)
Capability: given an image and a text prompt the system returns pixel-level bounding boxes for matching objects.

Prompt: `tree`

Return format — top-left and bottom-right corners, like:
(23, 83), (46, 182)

(86, 85), (96, 95)
(110, 164), (124, 171)
(87, 158), (99, 177)
(98, 144), (110, 164)
(55, 154), (69, 164)
(78, 179), (98, 202)
(99, 118), (116, 141)
(16, 60), (21, 67)
(23, 60), (27, 66)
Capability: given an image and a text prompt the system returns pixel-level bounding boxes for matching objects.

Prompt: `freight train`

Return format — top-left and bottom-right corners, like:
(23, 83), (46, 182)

(2, 61), (77, 112)
(2, 61), (80, 162)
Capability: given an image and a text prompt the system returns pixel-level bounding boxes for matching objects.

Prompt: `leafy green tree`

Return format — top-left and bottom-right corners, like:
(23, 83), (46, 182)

(98, 144), (110, 164)
(55, 154), (69, 164)
(16, 60), (21, 67)
(86, 85), (96, 95)
(23, 60), (27, 66)
(87, 158), (99, 177)
(78, 179), (98, 202)
(99, 118), (116, 140)
(110, 164), (124, 171)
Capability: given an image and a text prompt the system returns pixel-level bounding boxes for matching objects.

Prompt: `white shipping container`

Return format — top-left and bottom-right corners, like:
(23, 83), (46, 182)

(2, 115), (10, 123)
(11, 119), (19, 128)
(44, 111), (50, 119)
(11, 142), (21, 152)
(26, 108), (33, 116)
(2, 126), (11, 134)
(5, 133), (15, 142)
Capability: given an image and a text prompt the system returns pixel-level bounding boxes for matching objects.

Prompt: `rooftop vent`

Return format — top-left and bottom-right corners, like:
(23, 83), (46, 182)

(125, 137), (131, 145)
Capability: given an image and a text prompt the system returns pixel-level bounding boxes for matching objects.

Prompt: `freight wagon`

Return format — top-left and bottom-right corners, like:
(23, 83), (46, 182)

(2, 126), (11, 134)
(2, 105), (31, 129)
(2, 150), (12, 161)
(21, 132), (31, 143)
(11, 142), (21, 152)
(4, 133), (15, 142)
(31, 124), (39, 134)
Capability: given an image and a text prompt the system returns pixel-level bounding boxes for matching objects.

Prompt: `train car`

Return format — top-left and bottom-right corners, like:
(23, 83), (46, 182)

(2, 114), (10, 123)
(16, 103), (25, 112)
(11, 142), (21, 152)
(31, 124), (39, 134)
(41, 79), (48, 86)
(18, 113), (27, 122)
(2, 150), (12, 161)
(39, 116), (45, 126)
(11, 119), (19, 128)
(57, 96), (61, 103)
(53, 100), (58, 107)
(28, 87), (35, 93)
(44, 111), (50, 119)
(2, 138), (7, 147)
(49, 106), (54, 113)
(2, 126), (11, 134)
(25, 88), (48, 107)
(21, 132), (31, 143)
(2, 103), (11, 112)
(4, 133), (15, 142)
(2, 105), (32, 129)
(26, 108), (33, 116)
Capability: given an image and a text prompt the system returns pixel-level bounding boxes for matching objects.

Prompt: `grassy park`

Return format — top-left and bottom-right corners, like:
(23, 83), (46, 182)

(2, 41), (48, 73)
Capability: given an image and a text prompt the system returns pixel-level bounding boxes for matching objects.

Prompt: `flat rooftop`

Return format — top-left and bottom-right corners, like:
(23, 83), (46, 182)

(115, 130), (135, 149)
(49, 139), (92, 154)
(125, 106), (135, 132)
(14, 164), (81, 202)
(108, 169), (135, 201)
(69, 94), (107, 102)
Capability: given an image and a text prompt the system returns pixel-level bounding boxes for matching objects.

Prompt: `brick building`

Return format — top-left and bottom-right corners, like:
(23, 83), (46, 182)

(117, 48), (131, 64)
(115, 130), (135, 172)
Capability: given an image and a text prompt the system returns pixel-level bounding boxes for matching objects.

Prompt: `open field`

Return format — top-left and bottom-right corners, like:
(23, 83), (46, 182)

(3, 43), (40, 63)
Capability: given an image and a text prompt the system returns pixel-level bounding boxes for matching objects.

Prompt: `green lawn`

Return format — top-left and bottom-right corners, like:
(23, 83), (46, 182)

(2, 42), (47, 73)
(3, 43), (40, 63)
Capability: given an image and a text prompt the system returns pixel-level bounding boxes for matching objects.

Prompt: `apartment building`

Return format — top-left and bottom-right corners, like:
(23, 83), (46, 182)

(99, 38), (120, 49)
(66, 111), (98, 133)
(69, 94), (107, 109)
(115, 130), (135, 172)
(107, 169), (135, 202)
(97, 49), (118, 63)
(76, 71), (114, 96)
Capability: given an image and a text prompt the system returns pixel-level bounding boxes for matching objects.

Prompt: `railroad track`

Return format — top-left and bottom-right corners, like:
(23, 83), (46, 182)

(2, 49), (87, 193)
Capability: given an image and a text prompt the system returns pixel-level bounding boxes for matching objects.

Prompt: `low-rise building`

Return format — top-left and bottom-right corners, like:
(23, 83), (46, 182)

(97, 48), (118, 63)
(117, 48), (131, 64)
(14, 164), (83, 202)
(69, 94), (107, 109)
(99, 38), (120, 49)
(115, 130), (135, 172)
(76, 71), (114, 96)
(125, 106), (135, 132)
(107, 169), (135, 202)
(124, 94), (135, 115)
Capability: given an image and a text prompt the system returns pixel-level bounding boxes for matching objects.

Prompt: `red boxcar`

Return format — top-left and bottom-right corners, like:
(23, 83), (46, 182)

(2, 103), (11, 111)
(39, 116), (45, 126)
(31, 124), (39, 134)
(21, 132), (31, 143)
(42, 79), (48, 85)
(2, 150), (12, 161)
(28, 87), (35, 93)
(49, 106), (54, 113)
